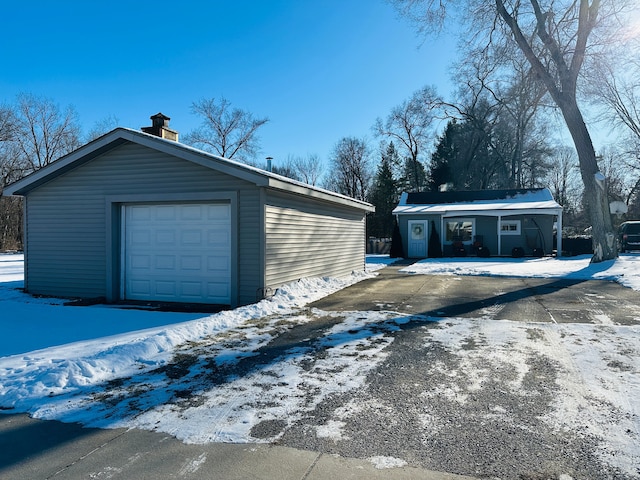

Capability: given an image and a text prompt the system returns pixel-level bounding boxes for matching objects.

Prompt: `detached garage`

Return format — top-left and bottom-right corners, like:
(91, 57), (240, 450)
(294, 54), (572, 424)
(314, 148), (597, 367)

(4, 119), (373, 307)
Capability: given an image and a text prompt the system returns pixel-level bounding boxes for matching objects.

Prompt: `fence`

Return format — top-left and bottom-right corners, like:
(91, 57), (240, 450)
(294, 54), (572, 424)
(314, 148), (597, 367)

(367, 237), (392, 255)
(560, 236), (592, 256)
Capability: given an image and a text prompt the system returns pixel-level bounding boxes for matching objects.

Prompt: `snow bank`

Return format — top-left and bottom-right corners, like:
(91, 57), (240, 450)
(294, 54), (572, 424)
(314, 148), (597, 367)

(400, 254), (640, 291)
(0, 260), (378, 410)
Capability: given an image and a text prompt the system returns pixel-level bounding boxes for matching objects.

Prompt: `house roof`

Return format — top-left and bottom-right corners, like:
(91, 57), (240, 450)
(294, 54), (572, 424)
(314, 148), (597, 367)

(393, 188), (562, 217)
(3, 128), (374, 212)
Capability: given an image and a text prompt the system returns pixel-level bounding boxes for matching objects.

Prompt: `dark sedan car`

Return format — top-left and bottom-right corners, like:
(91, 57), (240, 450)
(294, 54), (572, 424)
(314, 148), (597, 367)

(618, 221), (640, 252)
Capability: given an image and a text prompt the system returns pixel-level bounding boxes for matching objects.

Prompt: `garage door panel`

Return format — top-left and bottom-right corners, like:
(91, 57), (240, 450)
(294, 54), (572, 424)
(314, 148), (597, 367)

(131, 230), (151, 246)
(207, 230), (230, 247)
(155, 281), (177, 296)
(208, 282), (230, 300)
(180, 255), (203, 271)
(180, 281), (203, 297)
(181, 205), (204, 220)
(130, 255), (151, 270)
(124, 203), (231, 304)
(208, 256), (229, 272)
(156, 205), (178, 220)
(207, 204), (230, 220)
(181, 230), (203, 245)
(130, 205), (152, 221)
(130, 279), (152, 296)
(155, 230), (176, 245)
(155, 255), (176, 270)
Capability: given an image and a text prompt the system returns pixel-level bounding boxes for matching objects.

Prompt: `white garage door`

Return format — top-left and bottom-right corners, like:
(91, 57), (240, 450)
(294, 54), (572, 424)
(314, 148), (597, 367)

(123, 203), (231, 304)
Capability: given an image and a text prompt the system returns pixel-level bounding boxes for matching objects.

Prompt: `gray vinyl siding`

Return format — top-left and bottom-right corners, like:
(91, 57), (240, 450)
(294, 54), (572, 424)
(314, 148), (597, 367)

(237, 188), (262, 304)
(474, 216), (498, 254)
(397, 213), (555, 257)
(24, 142), (261, 304)
(520, 215), (555, 255)
(264, 191), (366, 289)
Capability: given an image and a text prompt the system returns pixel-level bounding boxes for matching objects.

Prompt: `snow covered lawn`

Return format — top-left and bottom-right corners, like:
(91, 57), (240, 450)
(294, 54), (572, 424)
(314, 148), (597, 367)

(1, 253), (639, 477)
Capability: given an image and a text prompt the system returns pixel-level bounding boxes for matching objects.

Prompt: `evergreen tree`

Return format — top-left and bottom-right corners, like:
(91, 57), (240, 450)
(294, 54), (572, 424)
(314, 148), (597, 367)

(428, 120), (456, 191)
(367, 142), (399, 238)
(389, 218), (405, 258)
(428, 115), (507, 191)
(399, 157), (428, 193)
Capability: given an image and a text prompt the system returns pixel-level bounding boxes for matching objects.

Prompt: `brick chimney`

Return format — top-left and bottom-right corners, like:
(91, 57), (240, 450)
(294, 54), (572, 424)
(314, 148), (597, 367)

(141, 113), (179, 141)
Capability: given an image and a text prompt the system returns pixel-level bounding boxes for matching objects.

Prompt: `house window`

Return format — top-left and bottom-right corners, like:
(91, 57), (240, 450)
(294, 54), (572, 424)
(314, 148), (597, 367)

(500, 220), (521, 235)
(445, 218), (474, 243)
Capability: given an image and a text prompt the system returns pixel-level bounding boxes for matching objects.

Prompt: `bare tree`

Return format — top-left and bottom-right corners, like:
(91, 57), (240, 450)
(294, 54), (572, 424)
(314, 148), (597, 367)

(13, 93), (82, 172)
(493, 61), (549, 187)
(597, 145), (639, 209)
(283, 154), (324, 186)
(85, 114), (120, 142)
(594, 62), (640, 140)
(374, 85), (442, 191)
(546, 146), (581, 210)
(326, 137), (372, 201)
(183, 97), (269, 163)
(393, 0), (636, 262)
(1, 95), (81, 251)
(588, 57), (640, 216)
(0, 105), (21, 250)
(0, 105), (19, 188)
(494, 0), (619, 260)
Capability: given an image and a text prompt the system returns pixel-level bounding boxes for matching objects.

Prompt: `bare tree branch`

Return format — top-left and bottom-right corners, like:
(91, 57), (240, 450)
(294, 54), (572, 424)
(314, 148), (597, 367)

(183, 97), (269, 163)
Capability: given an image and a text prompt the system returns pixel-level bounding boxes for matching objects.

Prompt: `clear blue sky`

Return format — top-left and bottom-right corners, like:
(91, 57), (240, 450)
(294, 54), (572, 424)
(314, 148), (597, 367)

(2, 0), (457, 168)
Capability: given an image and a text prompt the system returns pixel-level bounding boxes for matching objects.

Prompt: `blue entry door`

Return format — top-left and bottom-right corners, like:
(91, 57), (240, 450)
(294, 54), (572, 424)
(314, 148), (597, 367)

(408, 220), (428, 258)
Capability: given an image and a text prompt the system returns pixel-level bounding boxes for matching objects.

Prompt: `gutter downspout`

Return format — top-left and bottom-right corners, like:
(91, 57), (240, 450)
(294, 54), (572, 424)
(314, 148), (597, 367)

(497, 215), (502, 256)
(556, 210), (563, 257)
(440, 215), (445, 255)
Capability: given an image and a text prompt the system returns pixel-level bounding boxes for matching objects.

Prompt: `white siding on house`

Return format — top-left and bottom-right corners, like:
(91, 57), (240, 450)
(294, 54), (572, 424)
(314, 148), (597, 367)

(264, 192), (366, 290)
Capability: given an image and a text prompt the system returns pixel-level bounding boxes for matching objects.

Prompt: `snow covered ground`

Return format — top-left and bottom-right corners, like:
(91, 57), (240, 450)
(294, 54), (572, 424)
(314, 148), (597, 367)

(398, 254), (640, 289)
(1, 252), (639, 477)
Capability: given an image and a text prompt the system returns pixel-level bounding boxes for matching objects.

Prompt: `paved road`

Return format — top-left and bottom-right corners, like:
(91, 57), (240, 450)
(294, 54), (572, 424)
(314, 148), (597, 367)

(0, 413), (473, 480)
(311, 264), (640, 326)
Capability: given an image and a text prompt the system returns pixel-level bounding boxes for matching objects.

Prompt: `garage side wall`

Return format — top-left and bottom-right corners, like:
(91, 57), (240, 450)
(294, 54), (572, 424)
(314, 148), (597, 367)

(23, 142), (261, 304)
(264, 191), (366, 291)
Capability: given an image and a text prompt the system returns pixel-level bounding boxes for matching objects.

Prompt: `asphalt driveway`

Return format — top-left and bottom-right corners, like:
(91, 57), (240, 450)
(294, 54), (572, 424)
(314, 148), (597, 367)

(2, 261), (639, 480)
(312, 262), (640, 326)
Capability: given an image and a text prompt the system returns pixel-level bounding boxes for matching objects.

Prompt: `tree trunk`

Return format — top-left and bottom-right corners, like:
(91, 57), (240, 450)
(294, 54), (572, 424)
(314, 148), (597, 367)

(559, 97), (617, 262)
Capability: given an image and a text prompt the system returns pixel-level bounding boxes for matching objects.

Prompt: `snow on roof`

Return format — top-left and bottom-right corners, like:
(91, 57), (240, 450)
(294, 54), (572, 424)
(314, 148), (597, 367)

(393, 188), (562, 216)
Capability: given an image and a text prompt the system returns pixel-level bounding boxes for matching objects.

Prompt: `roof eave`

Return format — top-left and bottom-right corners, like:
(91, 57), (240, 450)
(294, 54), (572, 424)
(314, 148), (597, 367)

(267, 177), (375, 212)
